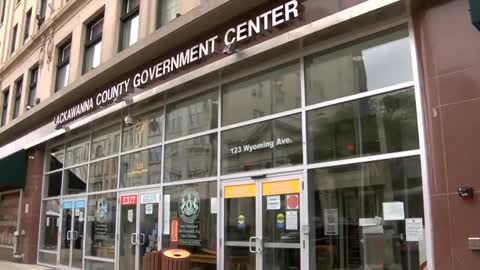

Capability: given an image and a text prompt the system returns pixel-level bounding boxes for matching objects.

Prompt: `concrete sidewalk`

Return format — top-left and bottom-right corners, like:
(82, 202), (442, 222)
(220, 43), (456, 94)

(0, 261), (53, 270)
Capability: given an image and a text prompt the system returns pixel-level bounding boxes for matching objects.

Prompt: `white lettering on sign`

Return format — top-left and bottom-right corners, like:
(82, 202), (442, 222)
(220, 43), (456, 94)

(53, 1), (300, 128)
(230, 137), (294, 155)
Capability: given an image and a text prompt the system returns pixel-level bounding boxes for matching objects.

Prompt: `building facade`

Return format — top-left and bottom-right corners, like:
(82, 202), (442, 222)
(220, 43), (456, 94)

(0, 0), (478, 270)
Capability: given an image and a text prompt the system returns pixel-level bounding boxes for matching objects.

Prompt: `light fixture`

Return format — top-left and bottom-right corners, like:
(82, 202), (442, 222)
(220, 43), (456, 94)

(25, 104), (33, 111)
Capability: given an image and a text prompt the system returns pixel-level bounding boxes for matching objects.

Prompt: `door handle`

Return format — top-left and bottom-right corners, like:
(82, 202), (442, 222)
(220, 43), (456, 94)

(249, 237), (256, 253)
(130, 233), (137, 245)
(139, 233), (145, 245)
(256, 237), (263, 254)
(249, 237), (262, 254)
(66, 231), (71, 241)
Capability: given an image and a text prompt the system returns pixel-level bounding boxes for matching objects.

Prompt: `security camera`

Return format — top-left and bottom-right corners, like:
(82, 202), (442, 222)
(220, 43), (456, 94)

(124, 114), (134, 126)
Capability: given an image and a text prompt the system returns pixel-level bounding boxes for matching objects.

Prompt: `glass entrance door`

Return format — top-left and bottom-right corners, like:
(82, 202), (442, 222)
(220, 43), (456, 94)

(119, 190), (161, 270)
(59, 199), (86, 269)
(222, 176), (304, 270)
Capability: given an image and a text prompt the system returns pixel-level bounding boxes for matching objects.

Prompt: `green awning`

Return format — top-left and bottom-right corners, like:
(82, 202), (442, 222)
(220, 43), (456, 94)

(0, 150), (26, 188)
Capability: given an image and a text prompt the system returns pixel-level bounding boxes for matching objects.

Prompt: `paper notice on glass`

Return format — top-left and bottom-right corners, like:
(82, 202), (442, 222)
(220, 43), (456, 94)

(210, 198), (218, 214)
(46, 217), (50, 227)
(267, 196), (281, 210)
(163, 194), (170, 235)
(359, 216), (383, 227)
(324, 208), (339, 235)
(128, 209), (134, 222)
(286, 211), (298, 230)
(145, 204), (153, 215)
(383, 202), (405, 221)
(406, 218), (424, 242)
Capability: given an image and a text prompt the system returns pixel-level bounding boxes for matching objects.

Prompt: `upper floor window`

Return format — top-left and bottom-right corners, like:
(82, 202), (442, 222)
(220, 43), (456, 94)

(11, 24), (18, 54)
(156, 0), (179, 28)
(27, 65), (38, 108)
(24, 9), (32, 43)
(0, 0), (6, 24)
(37, 0), (47, 28)
(1, 89), (9, 126)
(56, 40), (71, 92)
(83, 15), (104, 74)
(12, 77), (23, 119)
(119, 0), (140, 51)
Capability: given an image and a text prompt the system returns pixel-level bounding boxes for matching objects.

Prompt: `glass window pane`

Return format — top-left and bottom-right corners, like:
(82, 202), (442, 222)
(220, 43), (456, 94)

(91, 125), (121, 160)
(165, 90), (218, 141)
(307, 89), (418, 163)
(0, 192), (20, 246)
(308, 156), (425, 270)
(305, 28), (413, 105)
(85, 41), (102, 73)
(39, 199), (60, 250)
(66, 137), (90, 167)
(222, 114), (303, 175)
(85, 260), (115, 270)
(222, 62), (301, 126)
(86, 193), (117, 259)
(121, 15), (139, 50)
(45, 172), (62, 197)
(157, 0), (179, 27)
(47, 145), (64, 171)
(164, 134), (217, 182)
(64, 165), (88, 195)
(120, 147), (162, 188)
(122, 108), (163, 152)
(89, 158), (118, 192)
(38, 252), (57, 265)
(56, 64), (70, 91)
(162, 181), (217, 269)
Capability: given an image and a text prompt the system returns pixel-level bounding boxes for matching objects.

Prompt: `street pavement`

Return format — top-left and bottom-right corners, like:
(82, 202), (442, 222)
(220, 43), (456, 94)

(0, 261), (53, 270)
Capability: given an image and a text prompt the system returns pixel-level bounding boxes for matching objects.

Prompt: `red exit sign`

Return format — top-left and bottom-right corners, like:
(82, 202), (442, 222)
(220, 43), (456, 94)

(121, 195), (137, 205)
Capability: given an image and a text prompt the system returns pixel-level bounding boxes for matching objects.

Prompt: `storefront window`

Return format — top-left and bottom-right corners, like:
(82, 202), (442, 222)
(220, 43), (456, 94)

(120, 147), (162, 188)
(39, 199), (60, 250)
(38, 252), (57, 265)
(308, 156), (425, 270)
(305, 28), (413, 105)
(122, 108), (164, 152)
(89, 158), (119, 192)
(47, 145), (65, 171)
(66, 137), (91, 167)
(162, 182), (217, 269)
(45, 171), (62, 197)
(222, 62), (301, 126)
(0, 192), (19, 246)
(64, 165), (88, 195)
(222, 114), (303, 175)
(86, 193), (117, 259)
(164, 134), (217, 182)
(307, 89), (418, 163)
(165, 90), (218, 141)
(91, 124), (121, 160)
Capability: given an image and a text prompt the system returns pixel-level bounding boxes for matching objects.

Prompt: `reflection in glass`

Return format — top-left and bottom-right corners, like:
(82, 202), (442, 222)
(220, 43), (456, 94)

(85, 260), (115, 270)
(45, 172), (62, 197)
(89, 158), (118, 192)
(307, 89), (418, 163)
(0, 193), (20, 246)
(65, 137), (90, 167)
(64, 165), (88, 195)
(164, 134), (217, 182)
(308, 156), (424, 270)
(48, 145), (65, 171)
(39, 199), (60, 250)
(38, 252), (57, 265)
(120, 147), (162, 188)
(222, 114), (303, 175)
(222, 62), (301, 126)
(305, 28), (413, 105)
(122, 109), (164, 152)
(91, 125), (120, 160)
(166, 90), (218, 141)
(86, 193), (117, 259)
(162, 182), (217, 269)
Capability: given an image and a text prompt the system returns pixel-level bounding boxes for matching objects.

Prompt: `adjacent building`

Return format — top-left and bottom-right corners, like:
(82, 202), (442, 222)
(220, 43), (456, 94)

(0, 0), (478, 270)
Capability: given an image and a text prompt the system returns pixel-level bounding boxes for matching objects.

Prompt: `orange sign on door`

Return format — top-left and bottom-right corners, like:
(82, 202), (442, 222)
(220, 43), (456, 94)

(225, 184), (256, 199)
(262, 179), (300, 196)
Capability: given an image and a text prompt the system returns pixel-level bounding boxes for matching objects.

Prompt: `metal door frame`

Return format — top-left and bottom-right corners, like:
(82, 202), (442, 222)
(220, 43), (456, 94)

(116, 188), (162, 270)
(220, 172), (307, 270)
(57, 197), (87, 270)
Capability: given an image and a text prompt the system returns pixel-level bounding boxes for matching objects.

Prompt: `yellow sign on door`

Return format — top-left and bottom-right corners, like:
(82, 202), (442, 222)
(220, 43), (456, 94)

(262, 179), (300, 196)
(225, 184), (256, 199)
